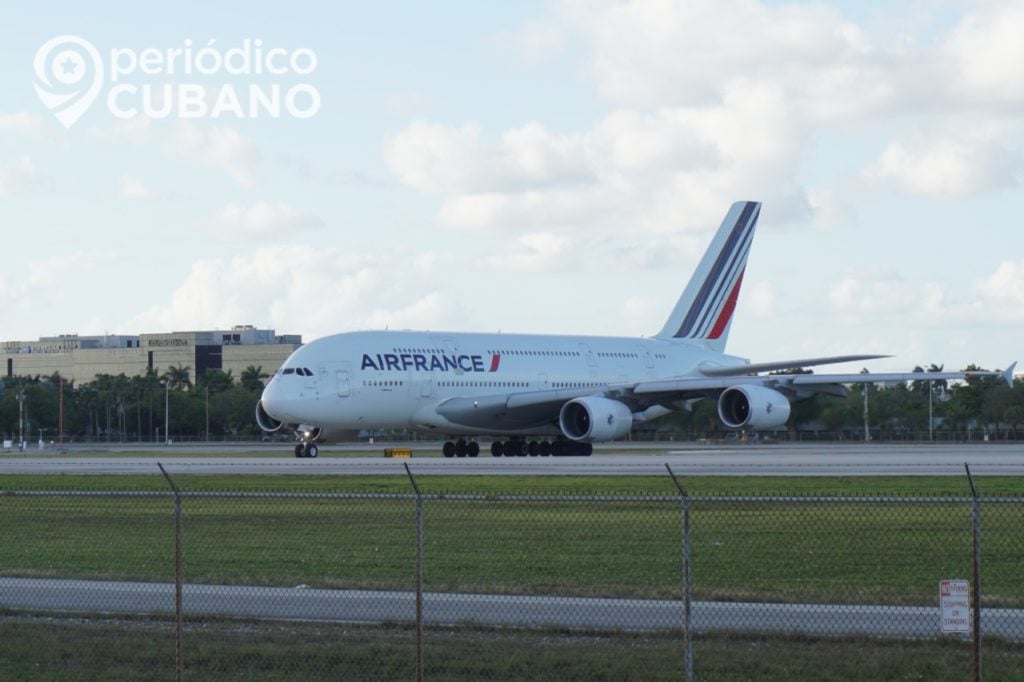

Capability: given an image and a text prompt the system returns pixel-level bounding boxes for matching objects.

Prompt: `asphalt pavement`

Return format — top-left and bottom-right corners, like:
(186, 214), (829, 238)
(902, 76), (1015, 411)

(3, 577), (1021, 639)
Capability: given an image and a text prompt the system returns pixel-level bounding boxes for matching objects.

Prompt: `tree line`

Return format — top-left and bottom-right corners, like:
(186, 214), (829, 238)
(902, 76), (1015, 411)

(1, 363), (1021, 444)
(653, 364), (1024, 441)
(0, 365), (270, 443)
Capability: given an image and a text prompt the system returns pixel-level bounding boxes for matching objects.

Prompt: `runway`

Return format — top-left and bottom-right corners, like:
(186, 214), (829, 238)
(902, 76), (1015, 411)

(3, 577), (1021, 639)
(2, 443), (1024, 476)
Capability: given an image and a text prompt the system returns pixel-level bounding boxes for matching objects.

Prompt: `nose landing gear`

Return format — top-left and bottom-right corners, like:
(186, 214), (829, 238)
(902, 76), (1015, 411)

(294, 442), (319, 458)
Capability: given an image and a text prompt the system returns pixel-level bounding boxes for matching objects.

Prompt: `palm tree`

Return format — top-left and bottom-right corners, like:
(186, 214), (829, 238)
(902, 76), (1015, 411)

(163, 365), (192, 391)
(240, 365), (269, 393)
(197, 369), (234, 395)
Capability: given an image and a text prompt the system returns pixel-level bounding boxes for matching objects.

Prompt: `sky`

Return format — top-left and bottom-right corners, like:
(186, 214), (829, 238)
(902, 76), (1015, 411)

(0, 0), (1021, 373)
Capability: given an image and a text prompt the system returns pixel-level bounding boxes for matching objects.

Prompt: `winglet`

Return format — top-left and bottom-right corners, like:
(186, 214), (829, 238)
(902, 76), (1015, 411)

(655, 201), (761, 352)
(1004, 362), (1017, 388)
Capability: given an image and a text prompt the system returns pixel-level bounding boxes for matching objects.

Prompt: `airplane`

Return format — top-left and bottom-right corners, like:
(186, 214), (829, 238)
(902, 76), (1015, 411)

(256, 201), (1016, 458)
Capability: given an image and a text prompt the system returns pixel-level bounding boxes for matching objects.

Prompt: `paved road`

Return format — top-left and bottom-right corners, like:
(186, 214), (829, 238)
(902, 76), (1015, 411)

(2, 443), (1024, 476)
(2, 577), (1021, 639)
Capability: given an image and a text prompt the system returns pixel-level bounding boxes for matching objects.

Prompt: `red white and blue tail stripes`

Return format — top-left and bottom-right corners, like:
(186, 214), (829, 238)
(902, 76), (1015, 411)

(656, 201), (761, 352)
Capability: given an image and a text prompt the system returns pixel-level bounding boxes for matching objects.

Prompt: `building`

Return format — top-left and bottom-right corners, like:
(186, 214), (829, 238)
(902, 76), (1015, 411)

(2, 326), (302, 385)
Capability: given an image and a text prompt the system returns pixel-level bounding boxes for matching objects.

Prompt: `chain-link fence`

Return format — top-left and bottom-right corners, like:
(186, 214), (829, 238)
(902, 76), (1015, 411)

(1, 472), (1022, 680)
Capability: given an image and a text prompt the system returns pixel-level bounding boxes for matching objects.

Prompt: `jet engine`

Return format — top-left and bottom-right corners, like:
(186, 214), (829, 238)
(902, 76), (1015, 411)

(717, 385), (791, 429)
(300, 425), (360, 443)
(559, 397), (634, 442)
(255, 400), (284, 432)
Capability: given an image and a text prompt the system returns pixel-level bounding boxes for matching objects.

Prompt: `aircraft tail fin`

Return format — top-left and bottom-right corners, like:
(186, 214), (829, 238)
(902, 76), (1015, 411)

(655, 201), (761, 352)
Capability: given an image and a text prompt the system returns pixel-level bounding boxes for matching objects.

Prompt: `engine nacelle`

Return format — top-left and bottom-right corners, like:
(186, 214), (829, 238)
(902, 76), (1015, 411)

(717, 385), (791, 429)
(255, 400), (284, 432)
(559, 397), (634, 442)
(301, 426), (360, 443)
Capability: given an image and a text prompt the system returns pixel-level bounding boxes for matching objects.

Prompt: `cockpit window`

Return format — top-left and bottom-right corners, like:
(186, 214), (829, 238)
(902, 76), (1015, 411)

(283, 368), (295, 375)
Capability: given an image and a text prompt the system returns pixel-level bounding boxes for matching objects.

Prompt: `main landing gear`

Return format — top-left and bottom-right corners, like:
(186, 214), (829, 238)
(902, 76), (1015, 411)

(441, 439), (593, 457)
(294, 442), (319, 458)
(490, 440), (592, 457)
(442, 440), (480, 458)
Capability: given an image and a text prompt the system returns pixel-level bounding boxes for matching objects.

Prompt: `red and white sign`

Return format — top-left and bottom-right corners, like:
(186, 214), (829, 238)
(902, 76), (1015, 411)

(940, 579), (971, 633)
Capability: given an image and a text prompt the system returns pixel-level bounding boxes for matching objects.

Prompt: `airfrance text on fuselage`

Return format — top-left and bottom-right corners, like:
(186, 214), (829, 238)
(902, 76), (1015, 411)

(361, 353), (501, 373)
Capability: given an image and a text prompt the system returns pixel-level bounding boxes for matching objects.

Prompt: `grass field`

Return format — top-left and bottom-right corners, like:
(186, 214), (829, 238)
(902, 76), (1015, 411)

(3, 473), (1022, 679)
(1, 616), (1022, 681)
(1, 474), (1022, 606)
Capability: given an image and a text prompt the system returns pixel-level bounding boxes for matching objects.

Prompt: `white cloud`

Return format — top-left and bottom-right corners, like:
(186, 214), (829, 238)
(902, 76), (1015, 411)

(865, 126), (1020, 197)
(384, 121), (486, 194)
(200, 201), (325, 239)
(118, 175), (162, 201)
(976, 260), (1024, 322)
(0, 251), (117, 324)
(0, 112), (57, 141)
(486, 232), (578, 272)
(382, 0), (1024, 239)
(620, 295), (666, 337)
(0, 156), (51, 196)
(28, 252), (116, 287)
(387, 92), (812, 236)
(89, 117), (154, 145)
(943, 1), (1024, 104)
(90, 119), (263, 188)
(741, 280), (778, 319)
(565, 0), (886, 117)
(165, 122), (262, 188)
(826, 260), (1024, 330)
(125, 246), (466, 339)
(828, 270), (930, 317)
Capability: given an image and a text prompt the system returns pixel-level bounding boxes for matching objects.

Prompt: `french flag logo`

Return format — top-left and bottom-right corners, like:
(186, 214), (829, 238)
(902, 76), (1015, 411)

(489, 354), (501, 372)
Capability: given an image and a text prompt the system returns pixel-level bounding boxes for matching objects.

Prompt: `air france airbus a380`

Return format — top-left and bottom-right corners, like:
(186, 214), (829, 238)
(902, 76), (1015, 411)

(257, 201), (1015, 458)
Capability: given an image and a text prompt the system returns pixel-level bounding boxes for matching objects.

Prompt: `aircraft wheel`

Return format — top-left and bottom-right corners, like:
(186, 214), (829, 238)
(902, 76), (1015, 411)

(491, 441), (504, 457)
(514, 441), (527, 457)
(467, 441), (480, 457)
(443, 441), (456, 458)
(306, 443), (319, 458)
(455, 440), (468, 457)
(527, 441), (539, 456)
(294, 444), (305, 458)
(539, 441), (551, 456)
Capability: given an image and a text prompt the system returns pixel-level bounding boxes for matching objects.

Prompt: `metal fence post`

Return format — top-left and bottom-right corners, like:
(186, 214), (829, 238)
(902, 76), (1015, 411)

(965, 463), (981, 682)
(404, 463), (424, 682)
(158, 463), (184, 682)
(666, 464), (694, 682)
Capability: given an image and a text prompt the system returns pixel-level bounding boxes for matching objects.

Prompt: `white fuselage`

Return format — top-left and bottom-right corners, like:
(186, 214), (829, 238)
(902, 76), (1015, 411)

(259, 329), (742, 437)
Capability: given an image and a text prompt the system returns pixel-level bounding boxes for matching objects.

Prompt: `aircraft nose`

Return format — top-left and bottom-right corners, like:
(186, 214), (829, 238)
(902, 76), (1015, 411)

(260, 380), (286, 417)
(257, 380), (292, 431)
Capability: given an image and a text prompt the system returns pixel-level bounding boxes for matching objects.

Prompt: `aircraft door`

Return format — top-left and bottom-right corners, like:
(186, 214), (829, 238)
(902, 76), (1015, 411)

(579, 343), (596, 367)
(330, 362), (352, 398)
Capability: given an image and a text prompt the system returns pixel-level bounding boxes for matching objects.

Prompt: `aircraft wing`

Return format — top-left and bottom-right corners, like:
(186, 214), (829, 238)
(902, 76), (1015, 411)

(433, 361), (1016, 431)
(634, 362), (1016, 399)
(434, 386), (602, 431)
